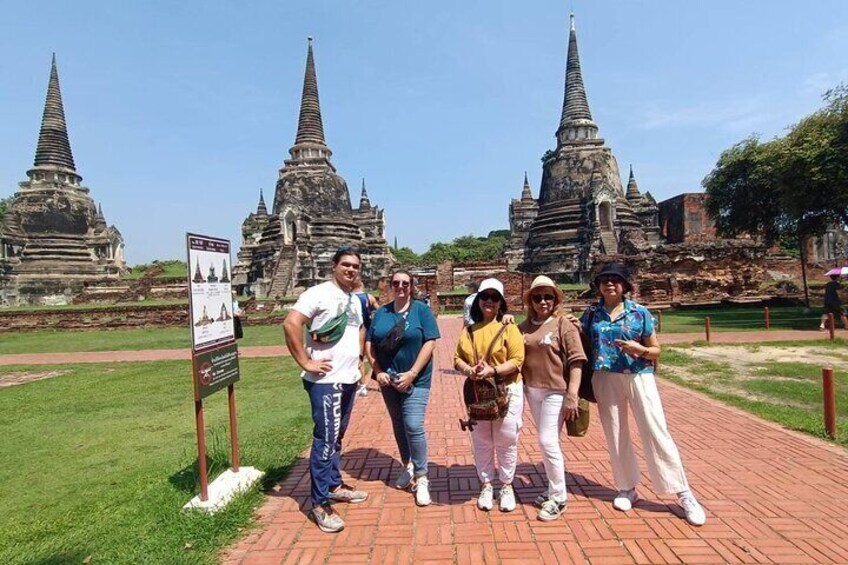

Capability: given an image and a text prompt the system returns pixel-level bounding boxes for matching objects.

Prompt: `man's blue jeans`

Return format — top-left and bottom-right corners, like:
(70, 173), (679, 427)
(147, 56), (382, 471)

(381, 384), (430, 477)
(303, 380), (356, 506)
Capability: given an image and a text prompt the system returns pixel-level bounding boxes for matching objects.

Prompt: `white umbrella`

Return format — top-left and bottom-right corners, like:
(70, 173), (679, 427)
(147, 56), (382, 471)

(825, 267), (848, 277)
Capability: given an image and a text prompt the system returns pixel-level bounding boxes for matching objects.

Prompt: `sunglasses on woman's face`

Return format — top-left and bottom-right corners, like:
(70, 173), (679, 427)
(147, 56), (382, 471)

(391, 280), (411, 288)
(599, 276), (624, 285)
(531, 293), (556, 303)
(478, 292), (501, 302)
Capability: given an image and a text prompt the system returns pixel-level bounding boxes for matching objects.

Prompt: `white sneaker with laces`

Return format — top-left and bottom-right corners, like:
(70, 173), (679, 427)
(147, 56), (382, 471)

(499, 484), (516, 512)
(477, 484), (494, 511)
(415, 476), (431, 506)
(613, 488), (639, 512)
(678, 492), (706, 526)
(395, 462), (414, 489)
(537, 498), (567, 521)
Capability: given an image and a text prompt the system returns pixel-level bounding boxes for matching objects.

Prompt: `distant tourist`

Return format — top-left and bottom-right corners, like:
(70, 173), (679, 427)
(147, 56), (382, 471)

(453, 278), (525, 512)
(282, 246), (368, 533)
(354, 276), (379, 396)
(462, 280), (479, 326)
(580, 263), (706, 526)
(232, 289), (243, 340)
(367, 270), (440, 506)
(518, 275), (586, 521)
(820, 274), (847, 330)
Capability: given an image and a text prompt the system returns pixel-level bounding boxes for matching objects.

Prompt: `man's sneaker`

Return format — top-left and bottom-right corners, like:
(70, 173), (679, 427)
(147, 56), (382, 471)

(415, 476), (432, 506)
(357, 384), (368, 396)
(537, 498), (567, 521)
(328, 483), (368, 504)
(499, 484), (516, 512)
(395, 462), (414, 490)
(477, 484), (494, 511)
(613, 488), (639, 512)
(311, 502), (344, 533)
(678, 492), (706, 526)
(533, 490), (550, 507)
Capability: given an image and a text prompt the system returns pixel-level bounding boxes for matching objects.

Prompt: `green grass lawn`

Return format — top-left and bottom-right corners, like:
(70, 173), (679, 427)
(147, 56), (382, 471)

(656, 305), (822, 333)
(0, 357), (311, 565)
(0, 324), (286, 355)
(660, 345), (848, 447)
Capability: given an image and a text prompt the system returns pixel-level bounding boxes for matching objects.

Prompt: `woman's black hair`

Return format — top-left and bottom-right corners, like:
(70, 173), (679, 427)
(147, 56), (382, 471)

(470, 293), (508, 323)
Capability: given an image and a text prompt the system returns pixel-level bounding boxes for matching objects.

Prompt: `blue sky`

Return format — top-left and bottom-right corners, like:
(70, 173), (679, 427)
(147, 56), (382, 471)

(1, 1), (847, 265)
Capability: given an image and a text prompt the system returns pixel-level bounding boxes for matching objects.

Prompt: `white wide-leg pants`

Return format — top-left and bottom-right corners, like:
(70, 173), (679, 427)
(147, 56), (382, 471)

(592, 371), (689, 494)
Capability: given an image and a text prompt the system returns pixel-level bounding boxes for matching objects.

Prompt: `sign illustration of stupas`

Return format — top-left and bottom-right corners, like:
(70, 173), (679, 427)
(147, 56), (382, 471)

(232, 38), (394, 298)
(0, 55), (126, 306)
(194, 305), (214, 327)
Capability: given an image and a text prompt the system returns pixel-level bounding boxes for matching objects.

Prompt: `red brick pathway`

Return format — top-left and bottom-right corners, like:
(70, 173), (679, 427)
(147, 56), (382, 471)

(221, 317), (848, 565)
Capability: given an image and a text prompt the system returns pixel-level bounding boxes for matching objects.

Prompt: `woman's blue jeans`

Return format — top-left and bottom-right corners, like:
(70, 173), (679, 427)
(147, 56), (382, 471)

(381, 384), (430, 477)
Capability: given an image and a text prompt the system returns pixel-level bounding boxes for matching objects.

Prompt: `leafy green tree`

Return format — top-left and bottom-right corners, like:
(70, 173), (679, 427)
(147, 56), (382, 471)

(392, 246), (420, 265)
(419, 232), (508, 265)
(703, 85), (848, 306)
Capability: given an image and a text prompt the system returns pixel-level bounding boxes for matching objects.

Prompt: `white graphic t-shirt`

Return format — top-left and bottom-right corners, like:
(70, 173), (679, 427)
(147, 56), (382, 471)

(292, 280), (364, 384)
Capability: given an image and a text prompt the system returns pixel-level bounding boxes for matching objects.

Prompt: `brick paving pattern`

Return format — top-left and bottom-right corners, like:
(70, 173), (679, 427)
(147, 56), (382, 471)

(222, 317), (848, 565)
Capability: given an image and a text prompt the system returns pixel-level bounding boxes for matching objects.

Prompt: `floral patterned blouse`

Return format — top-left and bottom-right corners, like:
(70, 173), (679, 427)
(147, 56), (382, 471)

(580, 299), (655, 374)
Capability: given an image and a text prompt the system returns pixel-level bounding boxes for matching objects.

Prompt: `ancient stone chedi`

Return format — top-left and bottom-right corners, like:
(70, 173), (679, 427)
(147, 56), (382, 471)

(0, 56), (125, 306)
(506, 15), (658, 282)
(232, 39), (393, 297)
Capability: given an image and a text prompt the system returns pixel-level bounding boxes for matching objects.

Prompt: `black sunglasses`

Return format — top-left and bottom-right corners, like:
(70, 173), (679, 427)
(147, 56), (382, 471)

(598, 275), (625, 285)
(391, 280), (411, 288)
(478, 291), (501, 302)
(531, 293), (556, 303)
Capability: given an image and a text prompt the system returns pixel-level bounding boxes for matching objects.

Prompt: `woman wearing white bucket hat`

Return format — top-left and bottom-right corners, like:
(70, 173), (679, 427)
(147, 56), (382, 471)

(518, 275), (587, 521)
(453, 278), (525, 512)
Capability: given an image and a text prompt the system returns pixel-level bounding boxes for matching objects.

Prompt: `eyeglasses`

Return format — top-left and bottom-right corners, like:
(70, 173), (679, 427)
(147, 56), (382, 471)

(478, 292), (501, 302)
(598, 276), (624, 285)
(531, 294), (556, 303)
(391, 280), (411, 288)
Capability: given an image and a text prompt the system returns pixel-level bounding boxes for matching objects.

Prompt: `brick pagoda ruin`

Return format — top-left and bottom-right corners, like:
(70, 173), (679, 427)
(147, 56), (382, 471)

(506, 15), (659, 282)
(232, 39), (394, 298)
(0, 55), (125, 306)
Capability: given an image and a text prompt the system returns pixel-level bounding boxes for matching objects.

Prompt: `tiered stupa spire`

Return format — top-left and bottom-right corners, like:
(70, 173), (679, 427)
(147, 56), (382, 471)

(359, 178), (371, 209)
(626, 165), (641, 198)
(556, 14), (600, 146)
(521, 171), (533, 201)
(288, 37), (332, 164)
(256, 188), (268, 216)
(30, 54), (79, 181)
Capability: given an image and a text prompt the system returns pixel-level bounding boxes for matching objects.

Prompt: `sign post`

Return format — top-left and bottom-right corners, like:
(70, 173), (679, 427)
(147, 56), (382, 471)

(183, 233), (262, 512)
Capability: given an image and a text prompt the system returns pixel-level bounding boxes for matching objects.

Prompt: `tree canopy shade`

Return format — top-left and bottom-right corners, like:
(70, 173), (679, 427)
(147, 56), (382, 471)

(704, 85), (848, 245)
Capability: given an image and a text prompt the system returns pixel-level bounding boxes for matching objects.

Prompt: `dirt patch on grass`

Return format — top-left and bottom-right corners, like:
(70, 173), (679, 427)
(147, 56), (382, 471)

(0, 370), (71, 388)
(680, 345), (844, 373)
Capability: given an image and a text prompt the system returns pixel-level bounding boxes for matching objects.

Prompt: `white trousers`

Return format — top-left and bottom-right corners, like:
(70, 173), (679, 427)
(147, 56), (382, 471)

(471, 382), (524, 485)
(524, 386), (567, 503)
(593, 371), (689, 494)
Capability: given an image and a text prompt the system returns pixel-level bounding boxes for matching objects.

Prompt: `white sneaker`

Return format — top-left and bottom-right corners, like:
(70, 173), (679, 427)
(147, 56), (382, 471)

(499, 484), (516, 512)
(357, 384), (368, 397)
(613, 488), (639, 512)
(395, 462), (414, 490)
(678, 492), (706, 526)
(477, 484), (494, 511)
(415, 476), (431, 506)
(537, 498), (567, 521)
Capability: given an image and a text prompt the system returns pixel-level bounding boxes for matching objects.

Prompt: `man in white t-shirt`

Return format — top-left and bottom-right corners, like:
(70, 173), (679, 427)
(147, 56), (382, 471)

(283, 246), (368, 533)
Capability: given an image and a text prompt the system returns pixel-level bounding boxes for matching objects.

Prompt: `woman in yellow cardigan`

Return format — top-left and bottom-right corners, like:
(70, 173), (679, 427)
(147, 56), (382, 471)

(454, 278), (525, 512)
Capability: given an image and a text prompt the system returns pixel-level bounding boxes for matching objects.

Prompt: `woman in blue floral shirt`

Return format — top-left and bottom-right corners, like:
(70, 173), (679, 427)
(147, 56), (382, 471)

(580, 263), (706, 527)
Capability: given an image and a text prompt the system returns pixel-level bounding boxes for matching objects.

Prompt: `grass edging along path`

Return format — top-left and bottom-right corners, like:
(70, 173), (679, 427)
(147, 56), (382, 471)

(0, 357), (311, 565)
(0, 324), (286, 355)
(660, 341), (848, 448)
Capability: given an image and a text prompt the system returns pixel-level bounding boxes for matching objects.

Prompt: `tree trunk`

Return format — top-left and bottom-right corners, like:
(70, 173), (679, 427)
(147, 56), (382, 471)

(799, 234), (810, 309)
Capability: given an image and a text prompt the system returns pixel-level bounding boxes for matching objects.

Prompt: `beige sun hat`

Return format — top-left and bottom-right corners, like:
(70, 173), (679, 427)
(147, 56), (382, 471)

(524, 275), (564, 304)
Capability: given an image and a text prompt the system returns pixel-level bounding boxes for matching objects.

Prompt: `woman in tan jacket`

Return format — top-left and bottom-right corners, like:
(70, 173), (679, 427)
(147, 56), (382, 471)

(518, 275), (586, 521)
